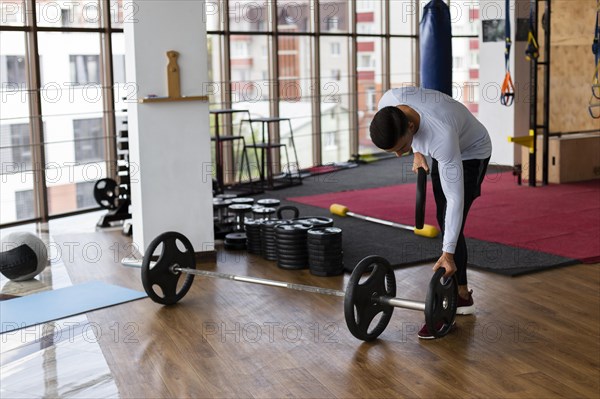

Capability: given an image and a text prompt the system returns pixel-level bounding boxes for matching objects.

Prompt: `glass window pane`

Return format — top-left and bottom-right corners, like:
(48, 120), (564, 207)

(36, 0), (101, 28)
(278, 35), (313, 169)
(109, 0), (124, 29)
(320, 36), (351, 165)
(206, 0), (221, 31)
(452, 37), (480, 116)
(390, 0), (419, 35)
(76, 180), (96, 208)
(229, 0), (269, 32)
(390, 38), (416, 86)
(357, 37), (384, 154)
(230, 34), (270, 180)
(356, 0), (384, 35)
(207, 34), (224, 107)
(38, 32), (107, 216)
(277, 0), (311, 33)
(319, 0), (350, 33)
(450, 0), (480, 36)
(1, 0), (26, 26)
(0, 31), (36, 224)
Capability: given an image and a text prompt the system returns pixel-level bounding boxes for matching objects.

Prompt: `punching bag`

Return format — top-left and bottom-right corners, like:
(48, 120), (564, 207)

(420, 0), (453, 96)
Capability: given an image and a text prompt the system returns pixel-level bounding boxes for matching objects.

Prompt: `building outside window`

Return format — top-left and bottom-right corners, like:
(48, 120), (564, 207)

(69, 55), (100, 85)
(15, 190), (35, 220)
(73, 118), (104, 163)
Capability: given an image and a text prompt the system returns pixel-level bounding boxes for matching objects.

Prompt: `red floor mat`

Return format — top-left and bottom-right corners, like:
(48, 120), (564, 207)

(289, 172), (600, 263)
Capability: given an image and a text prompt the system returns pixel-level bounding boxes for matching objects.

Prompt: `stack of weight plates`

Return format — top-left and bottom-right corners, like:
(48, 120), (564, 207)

(274, 222), (313, 270)
(224, 232), (247, 250)
(244, 218), (263, 254)
(307, 227), (343, 276)
(260, 220), (292, 261)
(292, 216), (334, 228)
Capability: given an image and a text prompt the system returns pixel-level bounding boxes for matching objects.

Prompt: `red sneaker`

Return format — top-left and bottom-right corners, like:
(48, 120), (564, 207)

(417, 322), (456, 340)
(457, 290), (475, 315)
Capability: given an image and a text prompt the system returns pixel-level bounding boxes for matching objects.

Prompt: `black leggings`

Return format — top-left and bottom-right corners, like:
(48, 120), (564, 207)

(430, 157), (490, 286)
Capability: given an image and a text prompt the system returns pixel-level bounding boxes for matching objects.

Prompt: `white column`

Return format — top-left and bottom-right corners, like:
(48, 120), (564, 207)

(478, 0), (530, 166)
(124, 0), (214, 252)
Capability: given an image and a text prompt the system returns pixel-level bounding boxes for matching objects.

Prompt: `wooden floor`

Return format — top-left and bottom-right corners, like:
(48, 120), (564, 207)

(1, 221), (599, 398)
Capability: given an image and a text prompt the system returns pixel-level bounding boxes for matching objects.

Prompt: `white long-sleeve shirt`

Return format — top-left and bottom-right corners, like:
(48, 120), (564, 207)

(378, 87), (492, 253)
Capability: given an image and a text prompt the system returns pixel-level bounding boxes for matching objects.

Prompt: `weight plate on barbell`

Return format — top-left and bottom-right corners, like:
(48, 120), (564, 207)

(257, 198), (281, 207)
(93, 178), (119, 210)
(141, 231), (196, 305)
(424, 268), (458, 338)
(344, 255), (396, 342)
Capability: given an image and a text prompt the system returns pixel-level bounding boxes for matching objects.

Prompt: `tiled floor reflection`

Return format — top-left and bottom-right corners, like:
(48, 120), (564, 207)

(1, 215), (121, 398)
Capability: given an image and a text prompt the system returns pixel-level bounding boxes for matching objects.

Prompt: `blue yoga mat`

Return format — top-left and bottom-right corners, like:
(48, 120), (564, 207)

(1, 281), (147, 334)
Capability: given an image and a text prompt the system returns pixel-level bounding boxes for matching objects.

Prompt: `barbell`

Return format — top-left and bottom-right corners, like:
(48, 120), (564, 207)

(140, 231), (457, 341)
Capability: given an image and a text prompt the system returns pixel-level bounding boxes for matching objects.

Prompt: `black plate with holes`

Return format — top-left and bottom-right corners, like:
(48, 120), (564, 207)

(141, 231), (196, 305)
(344, 256), (397, 341)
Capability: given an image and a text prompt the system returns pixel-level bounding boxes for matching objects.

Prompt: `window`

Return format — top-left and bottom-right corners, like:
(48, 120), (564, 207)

(326, 16), (339, 31)
(357, 23), (373, 34)
(330, 42), (341, 56)
(69, 55), (100, 85)
(358, 54), (374, 69)
(112, 54), (126, 83)
(357, 0), (374, 12)
(331, 69), (341, 81)
(231, 41), (249, 58)
(453, 56), (464, 69)
(15, 190), (35, 220)
(1, 55), (27, 86)
(10, 123), (32, 170)
(470, 52), (479, 67)
(324, 131), (337, 149)
(76, 181), (97, 209)
(366, 88), (376, 112)
(73, 118), (104, 163)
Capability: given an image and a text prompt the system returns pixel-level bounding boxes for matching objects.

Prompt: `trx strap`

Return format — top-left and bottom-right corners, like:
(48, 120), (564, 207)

(501, 0), (515, 107)
(525, 3), (539, 61)
(589, 1), (600, 118)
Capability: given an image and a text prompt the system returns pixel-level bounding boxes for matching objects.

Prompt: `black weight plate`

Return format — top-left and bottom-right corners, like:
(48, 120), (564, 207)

(277, 261), (307, 270)
(309, 261), (344, 270)
(229, 204), (253, 212)
(294, 217), (334, 227)
(93, 178), (119, 210)
(275, 238), (306, 247)
(310, 268), (344, 277)
(415, 167), (427, 230)
(307, 252), (343, 260)
(231, 197), (255, 205)
(307, 239), (342, 247)
(307, 244), (342, 251)
(276, 251), (308, 259)
(275, 243), (307, 250)
(309, 256), (344, 265)
(224, 234), (247, 245)
(307, 239), (343, 248)
(275, 224), (312, 234)
(257, 198), (281, 207)
(307, 227), (342, 237)
(224, 242), (247, 251)
(276, 246), (308, 254)
(344, 256), (396, 342)
(425, 269), (458, 338)
(141, 232), (196, 305)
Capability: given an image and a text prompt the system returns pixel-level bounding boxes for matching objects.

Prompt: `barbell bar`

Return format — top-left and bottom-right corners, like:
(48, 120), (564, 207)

(139, 231), (458, 341)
